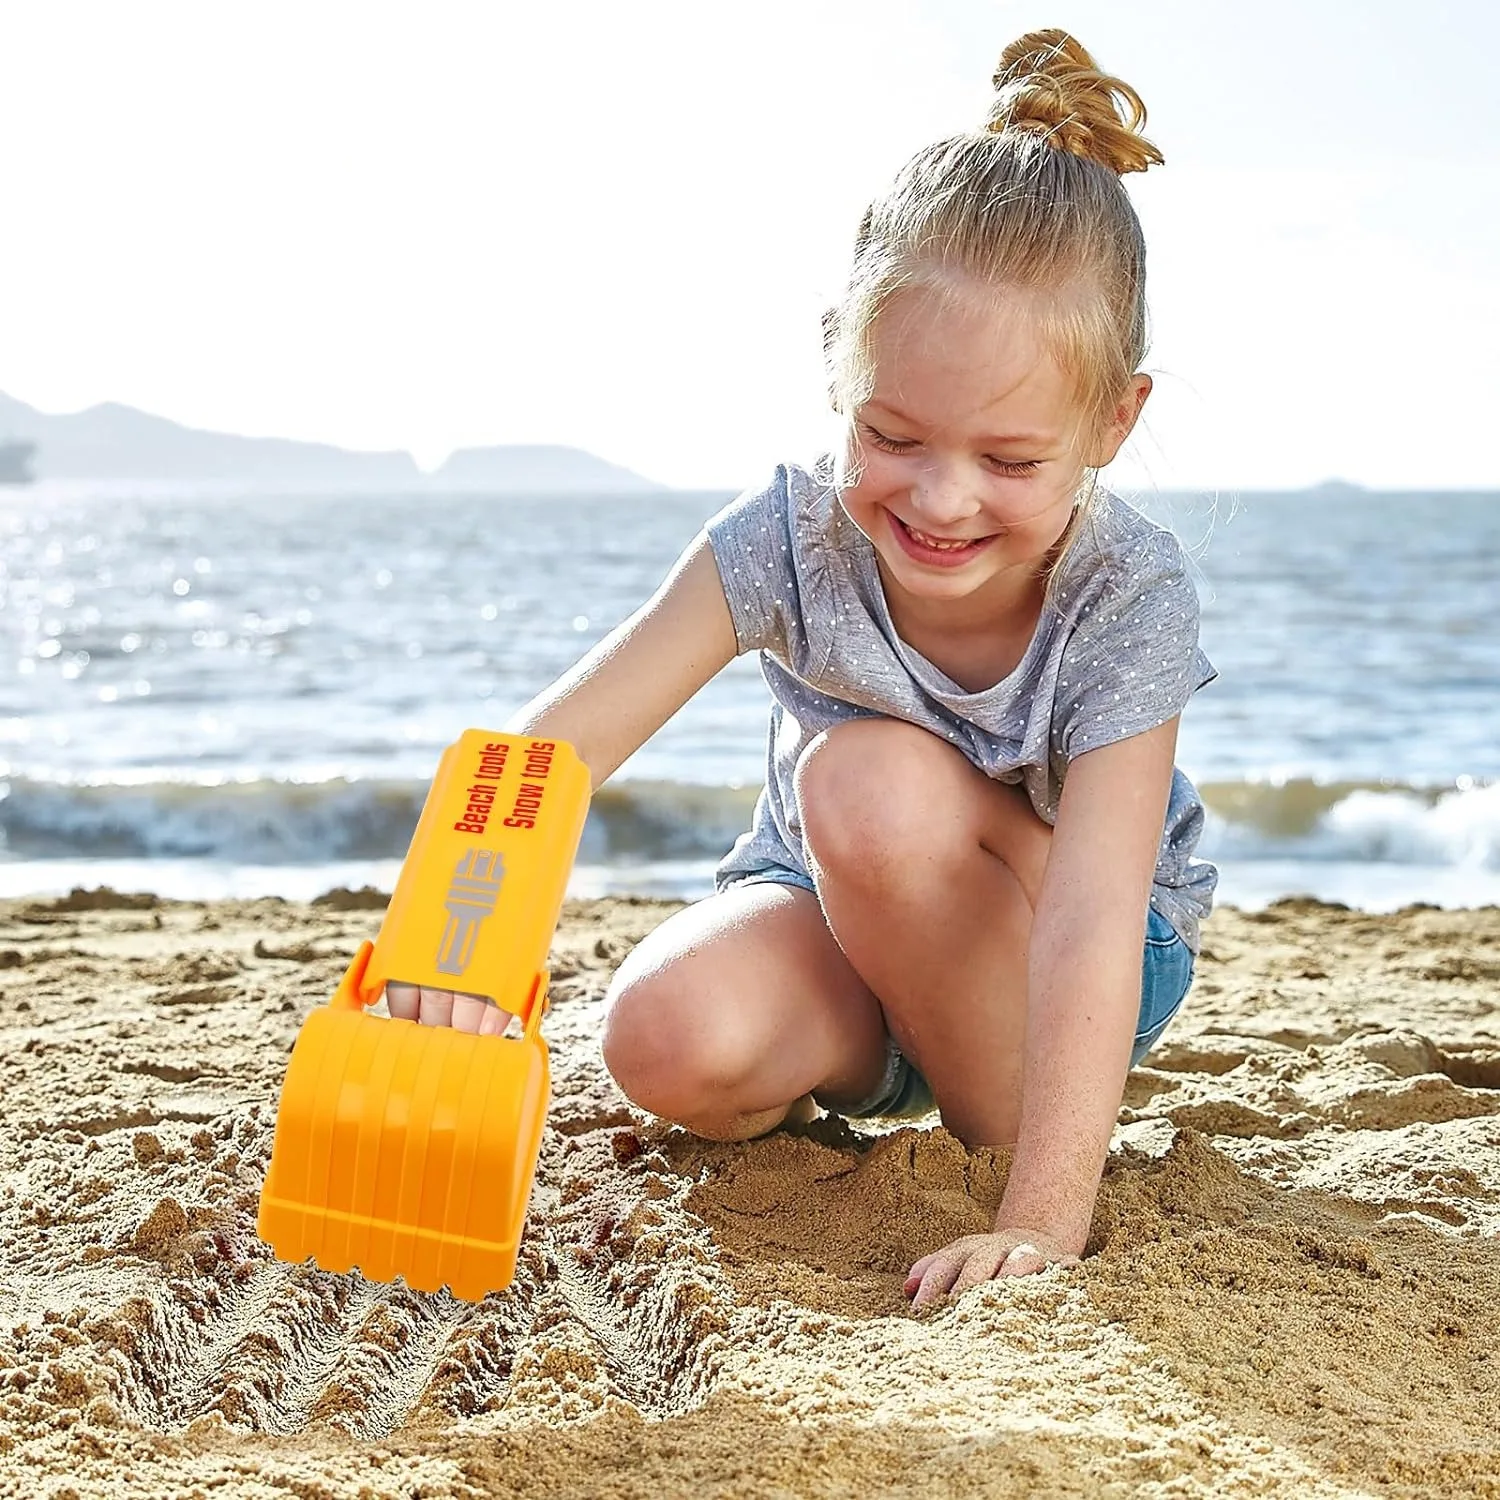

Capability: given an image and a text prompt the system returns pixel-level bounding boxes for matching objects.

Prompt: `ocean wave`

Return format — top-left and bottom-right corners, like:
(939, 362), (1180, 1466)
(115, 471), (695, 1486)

(0, 771), (1494, 871)
(0, 773), (761, 864)
(1199, 778), (1500, 869)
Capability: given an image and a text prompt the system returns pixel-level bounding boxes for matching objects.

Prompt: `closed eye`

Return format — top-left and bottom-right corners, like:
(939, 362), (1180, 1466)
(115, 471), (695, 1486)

(860, 423), (1040, 477)
(859, 423), (917, 453)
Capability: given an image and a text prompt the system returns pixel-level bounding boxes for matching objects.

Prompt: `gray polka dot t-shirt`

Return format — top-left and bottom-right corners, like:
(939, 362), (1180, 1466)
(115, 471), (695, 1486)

(704, 460), (1219, 952)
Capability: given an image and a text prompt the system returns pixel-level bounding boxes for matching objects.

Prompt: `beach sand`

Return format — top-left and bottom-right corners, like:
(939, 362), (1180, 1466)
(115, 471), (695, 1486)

(1, 889), (1497, 1498)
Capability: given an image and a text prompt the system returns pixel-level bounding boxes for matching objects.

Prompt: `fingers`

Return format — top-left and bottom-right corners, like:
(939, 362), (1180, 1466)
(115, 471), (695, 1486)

(907, 1236), (984, 1308)
(384, 983), (513, 1035)
(994, 1244), (1048, 1279)
(905, 1235), (1079, 1308)
(994, 1244), (1078, 1279)
(450, 993), (492, 1033)
(951, 1245), (1018, 1296)
(418, 987), (455, 1028)
(477, 1002), (514, 1036)
(385, 982), (421, 1021)
(911, 1256), (962, 1308)
(904, 1253), (938, 1291)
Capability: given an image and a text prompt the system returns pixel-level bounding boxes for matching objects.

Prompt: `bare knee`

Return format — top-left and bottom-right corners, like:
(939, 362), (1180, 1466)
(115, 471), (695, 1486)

(600, 962), (762, 1124)
(795, 719), (1049, 907)
(793, 719), (968, 889)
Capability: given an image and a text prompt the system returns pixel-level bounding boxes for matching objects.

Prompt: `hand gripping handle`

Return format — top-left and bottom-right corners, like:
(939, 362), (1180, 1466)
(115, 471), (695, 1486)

(327, 732), (590, 1035)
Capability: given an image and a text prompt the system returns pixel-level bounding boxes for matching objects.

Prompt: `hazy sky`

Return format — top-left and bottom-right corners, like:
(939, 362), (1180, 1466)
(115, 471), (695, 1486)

(3, 0), (1496, 490)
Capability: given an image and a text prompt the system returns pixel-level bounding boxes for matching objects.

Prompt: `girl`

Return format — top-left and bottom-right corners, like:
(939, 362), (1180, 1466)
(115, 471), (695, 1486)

(388, 30), (1217, 1309)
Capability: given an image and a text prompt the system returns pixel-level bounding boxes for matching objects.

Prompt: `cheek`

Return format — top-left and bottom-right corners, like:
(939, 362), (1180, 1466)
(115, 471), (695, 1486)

(980, 474), (1080, 534)
(835, 452), (898, 539)
(1012, 492), (1081, 552)
(838, 444), (902, 501)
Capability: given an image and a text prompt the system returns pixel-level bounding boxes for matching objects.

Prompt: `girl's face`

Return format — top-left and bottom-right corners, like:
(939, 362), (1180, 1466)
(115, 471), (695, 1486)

(835, 280), (1146, 619)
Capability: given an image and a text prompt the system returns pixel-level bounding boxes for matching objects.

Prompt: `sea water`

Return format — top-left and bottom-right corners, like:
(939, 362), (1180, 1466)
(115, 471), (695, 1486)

(3, 479), (1497, 911)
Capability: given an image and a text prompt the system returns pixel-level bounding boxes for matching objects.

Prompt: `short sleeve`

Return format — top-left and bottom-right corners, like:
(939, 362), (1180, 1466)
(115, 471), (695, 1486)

(705, 466), (798, 658)
(1057, 532), (1216, 759)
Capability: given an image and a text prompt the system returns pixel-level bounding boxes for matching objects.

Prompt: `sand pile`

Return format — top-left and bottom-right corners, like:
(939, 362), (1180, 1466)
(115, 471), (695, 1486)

(1, 890), (1497, 1498)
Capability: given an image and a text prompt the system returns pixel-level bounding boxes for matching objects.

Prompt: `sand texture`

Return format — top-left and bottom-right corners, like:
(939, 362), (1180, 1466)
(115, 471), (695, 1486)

(2, 889), (1498, 1498)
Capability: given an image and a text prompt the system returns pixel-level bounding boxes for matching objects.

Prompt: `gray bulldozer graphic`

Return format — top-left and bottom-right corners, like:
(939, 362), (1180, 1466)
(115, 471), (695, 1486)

(436, 849), (506, 976)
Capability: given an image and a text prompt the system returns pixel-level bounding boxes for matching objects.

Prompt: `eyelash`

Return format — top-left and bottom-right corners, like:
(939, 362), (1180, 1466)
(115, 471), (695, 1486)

(858, 425), (1040, 477)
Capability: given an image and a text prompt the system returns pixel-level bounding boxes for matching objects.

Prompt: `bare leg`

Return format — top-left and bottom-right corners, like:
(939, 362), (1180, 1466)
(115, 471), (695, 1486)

(601, 881), (891, 1141)
(794, 718), (1053, 1147)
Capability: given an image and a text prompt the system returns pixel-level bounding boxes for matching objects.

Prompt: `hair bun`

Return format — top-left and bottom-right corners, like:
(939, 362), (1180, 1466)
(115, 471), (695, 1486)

(987, 29), (1163, 175)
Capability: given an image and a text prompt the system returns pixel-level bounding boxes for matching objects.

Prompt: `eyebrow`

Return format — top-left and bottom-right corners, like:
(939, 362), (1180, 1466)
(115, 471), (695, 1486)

(864, 400), (1052, 448)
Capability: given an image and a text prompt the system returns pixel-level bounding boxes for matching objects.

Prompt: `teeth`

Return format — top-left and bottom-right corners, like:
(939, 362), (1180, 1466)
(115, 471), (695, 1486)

(905, 522), (975, 550)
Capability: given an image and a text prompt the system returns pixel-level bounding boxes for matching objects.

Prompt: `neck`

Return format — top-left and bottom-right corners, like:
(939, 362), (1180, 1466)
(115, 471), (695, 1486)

(879, 556), (1049, 643)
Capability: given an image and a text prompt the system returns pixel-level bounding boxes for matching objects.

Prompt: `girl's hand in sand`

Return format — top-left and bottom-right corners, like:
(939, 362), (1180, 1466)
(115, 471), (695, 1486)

(384, 983), (513, 1035)
(905, 1231), (1081, 1308)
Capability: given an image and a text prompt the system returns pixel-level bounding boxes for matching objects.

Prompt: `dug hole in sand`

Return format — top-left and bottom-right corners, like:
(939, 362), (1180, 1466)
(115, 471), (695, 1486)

(1, 889), (1498, 1498)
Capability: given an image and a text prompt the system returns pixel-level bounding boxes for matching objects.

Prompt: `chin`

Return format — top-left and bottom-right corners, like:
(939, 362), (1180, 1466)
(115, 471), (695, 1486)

(875, 544), (996, 597)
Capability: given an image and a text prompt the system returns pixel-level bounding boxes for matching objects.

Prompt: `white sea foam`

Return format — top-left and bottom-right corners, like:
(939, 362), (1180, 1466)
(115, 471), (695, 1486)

(1200, 779), (1500, 870)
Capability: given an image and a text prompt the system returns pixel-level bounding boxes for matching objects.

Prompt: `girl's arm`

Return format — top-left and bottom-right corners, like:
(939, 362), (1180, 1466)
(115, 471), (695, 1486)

(503, 531), (739, 785)
(992, 715), (1181, 1252)
(386, 534), (737, 1030)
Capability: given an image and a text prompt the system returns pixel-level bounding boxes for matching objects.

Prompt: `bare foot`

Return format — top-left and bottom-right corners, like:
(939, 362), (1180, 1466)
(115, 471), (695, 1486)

(685, 1093), (824, 1142)
(783, 1092), (821, 1127)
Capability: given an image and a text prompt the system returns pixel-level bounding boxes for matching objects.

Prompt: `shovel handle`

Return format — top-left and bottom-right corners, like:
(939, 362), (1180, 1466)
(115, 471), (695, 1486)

(325, 731), (590, 1031)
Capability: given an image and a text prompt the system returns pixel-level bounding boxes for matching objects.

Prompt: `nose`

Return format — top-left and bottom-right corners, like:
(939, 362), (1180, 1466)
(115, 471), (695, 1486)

(909, 459), (980, 528)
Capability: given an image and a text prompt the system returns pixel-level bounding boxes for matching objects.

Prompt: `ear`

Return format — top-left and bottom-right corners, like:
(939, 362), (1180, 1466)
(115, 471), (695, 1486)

(1085, 374), (1152, 468)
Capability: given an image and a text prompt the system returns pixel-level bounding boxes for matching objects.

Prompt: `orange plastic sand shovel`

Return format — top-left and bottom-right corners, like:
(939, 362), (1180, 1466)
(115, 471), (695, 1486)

(258, 731), (590, 1300)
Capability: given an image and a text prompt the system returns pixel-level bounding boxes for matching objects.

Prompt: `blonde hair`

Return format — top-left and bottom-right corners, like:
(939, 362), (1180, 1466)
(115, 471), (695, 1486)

(826, 29), (1162, 458)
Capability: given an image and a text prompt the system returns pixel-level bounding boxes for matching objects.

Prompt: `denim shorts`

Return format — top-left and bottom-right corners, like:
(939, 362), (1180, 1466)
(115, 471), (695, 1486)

(725, 869), (1195, 1120)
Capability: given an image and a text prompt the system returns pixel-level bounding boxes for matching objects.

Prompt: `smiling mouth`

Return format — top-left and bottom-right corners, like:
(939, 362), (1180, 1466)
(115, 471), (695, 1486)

(889, 512), (997, 562)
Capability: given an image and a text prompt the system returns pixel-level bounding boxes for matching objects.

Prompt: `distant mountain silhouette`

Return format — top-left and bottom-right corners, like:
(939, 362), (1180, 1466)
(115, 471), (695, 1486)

(1307, 478), (1369, 497)
(0, 390), (664, 491)
(0, 390), (418, 483)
